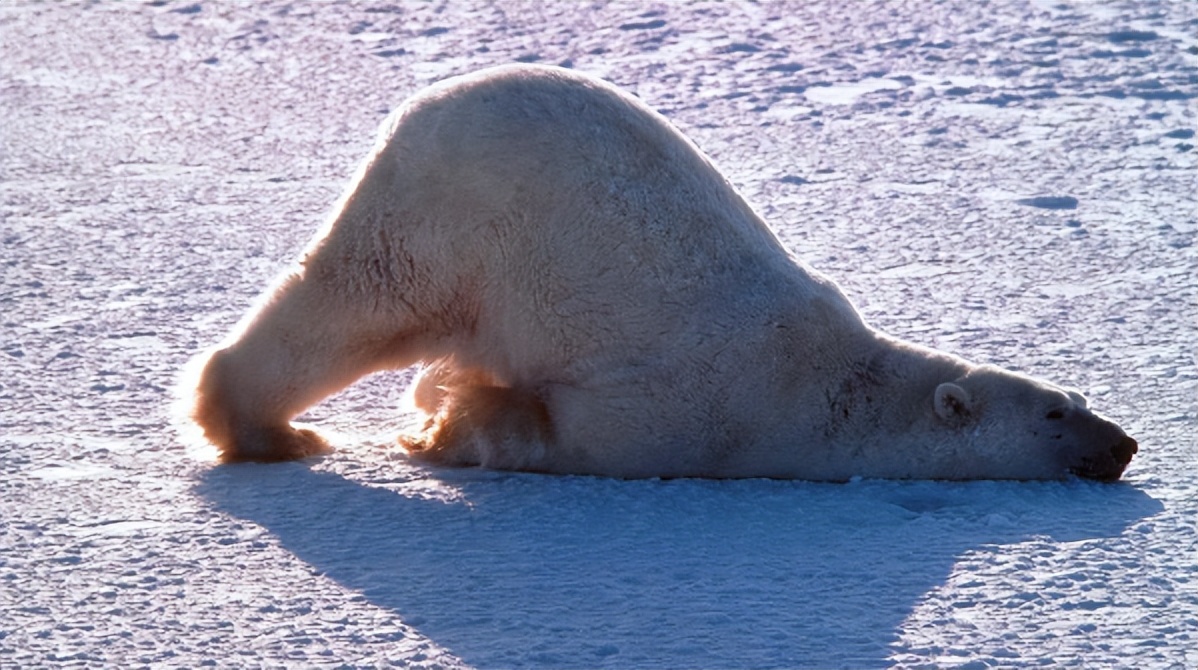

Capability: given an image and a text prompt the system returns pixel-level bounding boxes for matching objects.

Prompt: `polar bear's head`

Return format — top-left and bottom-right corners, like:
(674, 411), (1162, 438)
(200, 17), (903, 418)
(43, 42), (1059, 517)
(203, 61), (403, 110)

(930, 365), (1137, 481)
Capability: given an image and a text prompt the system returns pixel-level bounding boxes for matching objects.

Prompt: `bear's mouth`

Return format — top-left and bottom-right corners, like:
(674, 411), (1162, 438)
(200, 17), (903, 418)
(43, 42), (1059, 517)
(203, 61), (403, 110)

(1069, 435), (1138, 482)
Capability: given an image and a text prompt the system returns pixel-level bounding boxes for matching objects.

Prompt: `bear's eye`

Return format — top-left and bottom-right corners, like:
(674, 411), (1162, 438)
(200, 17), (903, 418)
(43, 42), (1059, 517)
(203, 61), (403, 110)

(1045, 409), (1064, 420)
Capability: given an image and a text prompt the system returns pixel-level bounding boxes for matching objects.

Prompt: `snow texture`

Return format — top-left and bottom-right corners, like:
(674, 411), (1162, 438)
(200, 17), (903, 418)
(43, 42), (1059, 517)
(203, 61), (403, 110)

(1, 1), (1195, 667)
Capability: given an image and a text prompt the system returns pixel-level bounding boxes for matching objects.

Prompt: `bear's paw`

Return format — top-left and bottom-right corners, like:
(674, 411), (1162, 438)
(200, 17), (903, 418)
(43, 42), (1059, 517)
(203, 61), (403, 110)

(219, 425), (332, 463)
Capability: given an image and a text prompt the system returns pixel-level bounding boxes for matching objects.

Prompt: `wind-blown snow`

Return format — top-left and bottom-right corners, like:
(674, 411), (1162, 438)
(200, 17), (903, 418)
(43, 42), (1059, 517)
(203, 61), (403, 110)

(2, 1), (1194, 668)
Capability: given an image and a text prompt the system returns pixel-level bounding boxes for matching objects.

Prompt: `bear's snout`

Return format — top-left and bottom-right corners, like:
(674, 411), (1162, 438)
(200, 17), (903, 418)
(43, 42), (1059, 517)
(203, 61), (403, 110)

(1072, 434), (1137, 482)
(1113, 435), (1138, 465)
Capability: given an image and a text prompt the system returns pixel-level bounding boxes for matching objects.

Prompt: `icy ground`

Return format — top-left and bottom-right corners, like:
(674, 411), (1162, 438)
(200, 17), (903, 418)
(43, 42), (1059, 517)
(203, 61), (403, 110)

(2, 1), (1196, 667)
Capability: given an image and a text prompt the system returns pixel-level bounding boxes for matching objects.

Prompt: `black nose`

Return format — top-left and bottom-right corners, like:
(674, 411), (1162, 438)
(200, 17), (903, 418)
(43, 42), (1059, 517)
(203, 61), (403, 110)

(1112, 436), (1138, 465)
(1071, 435), (1138, 482)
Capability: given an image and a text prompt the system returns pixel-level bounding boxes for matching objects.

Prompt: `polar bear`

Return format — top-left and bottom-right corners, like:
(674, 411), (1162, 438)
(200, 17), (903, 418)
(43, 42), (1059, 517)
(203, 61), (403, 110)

(191, 64), (1137, 481)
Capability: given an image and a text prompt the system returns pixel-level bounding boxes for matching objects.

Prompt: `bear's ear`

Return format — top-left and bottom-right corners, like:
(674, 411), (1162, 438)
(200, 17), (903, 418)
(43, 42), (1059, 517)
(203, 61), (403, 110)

(934, 382), (973, 425)
(1066, 389), (1088, 409)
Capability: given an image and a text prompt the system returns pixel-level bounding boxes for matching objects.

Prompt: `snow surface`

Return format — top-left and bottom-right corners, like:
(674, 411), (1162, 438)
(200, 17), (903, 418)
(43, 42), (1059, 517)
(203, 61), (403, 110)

(2, 0), (1195, 667)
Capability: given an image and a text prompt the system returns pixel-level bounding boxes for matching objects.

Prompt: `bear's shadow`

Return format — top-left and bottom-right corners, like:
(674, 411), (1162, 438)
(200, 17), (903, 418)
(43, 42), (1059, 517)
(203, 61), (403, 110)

(197, 463), (1161, 668)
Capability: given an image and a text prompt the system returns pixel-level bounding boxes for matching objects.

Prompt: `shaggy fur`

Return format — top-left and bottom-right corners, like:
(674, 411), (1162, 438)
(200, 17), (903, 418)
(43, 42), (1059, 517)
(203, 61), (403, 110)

(191, 64), (1136, 480)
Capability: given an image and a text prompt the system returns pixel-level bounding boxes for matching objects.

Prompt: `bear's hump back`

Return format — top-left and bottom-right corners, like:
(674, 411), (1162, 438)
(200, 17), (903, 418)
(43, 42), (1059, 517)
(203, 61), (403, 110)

(392, 65), (722, 196)
(371, 65), (800, 299)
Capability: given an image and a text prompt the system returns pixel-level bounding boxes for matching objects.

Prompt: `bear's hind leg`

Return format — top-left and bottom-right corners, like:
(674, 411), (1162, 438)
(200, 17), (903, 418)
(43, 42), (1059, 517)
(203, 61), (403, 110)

(402, 384), (556, 473)
(194, 345), (337, 463)
(194, 273), (429, 463)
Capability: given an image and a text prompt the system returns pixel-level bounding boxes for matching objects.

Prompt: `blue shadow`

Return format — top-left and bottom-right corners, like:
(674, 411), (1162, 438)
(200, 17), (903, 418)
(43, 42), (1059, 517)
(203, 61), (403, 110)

(197, 464), (1161, 668)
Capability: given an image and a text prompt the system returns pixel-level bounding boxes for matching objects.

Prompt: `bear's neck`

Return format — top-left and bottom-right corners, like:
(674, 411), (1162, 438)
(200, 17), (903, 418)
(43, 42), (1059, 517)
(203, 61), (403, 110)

(837, 331), (972, 436)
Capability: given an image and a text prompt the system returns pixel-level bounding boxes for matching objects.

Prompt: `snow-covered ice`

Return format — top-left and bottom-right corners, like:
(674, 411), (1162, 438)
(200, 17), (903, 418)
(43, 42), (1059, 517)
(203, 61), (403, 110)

(2, 1), (1194, 667)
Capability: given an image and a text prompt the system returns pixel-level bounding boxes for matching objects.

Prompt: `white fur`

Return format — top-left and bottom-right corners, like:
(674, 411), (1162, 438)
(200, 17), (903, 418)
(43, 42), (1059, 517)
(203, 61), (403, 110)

(191, 64), (1136, 480)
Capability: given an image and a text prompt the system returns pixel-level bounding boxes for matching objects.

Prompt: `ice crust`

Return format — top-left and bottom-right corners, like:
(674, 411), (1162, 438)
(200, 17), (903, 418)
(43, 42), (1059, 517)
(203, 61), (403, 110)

(1, 1), (1195, 667)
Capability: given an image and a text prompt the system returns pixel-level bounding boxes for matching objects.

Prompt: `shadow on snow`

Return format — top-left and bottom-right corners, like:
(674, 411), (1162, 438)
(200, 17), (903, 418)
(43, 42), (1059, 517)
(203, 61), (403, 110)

(196, 462), (1162, 668)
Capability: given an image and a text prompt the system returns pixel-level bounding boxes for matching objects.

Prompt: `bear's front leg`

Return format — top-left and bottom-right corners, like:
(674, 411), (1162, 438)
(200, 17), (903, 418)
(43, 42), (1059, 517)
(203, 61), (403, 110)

(401, 383), (556, 472)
